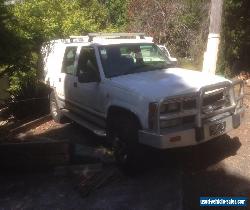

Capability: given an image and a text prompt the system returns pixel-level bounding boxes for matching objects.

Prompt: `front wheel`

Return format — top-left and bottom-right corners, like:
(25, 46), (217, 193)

(108, 114), (146, 172)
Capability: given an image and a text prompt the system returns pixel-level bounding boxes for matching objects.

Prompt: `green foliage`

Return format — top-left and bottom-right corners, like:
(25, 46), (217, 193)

(10, 0), (111, 42)
(105, 0), (128, 29)
(0, 0), (25, 67)
(218, 0), (250, 75)
(0, 0), (128, 101)
(8, 68), (36, 97)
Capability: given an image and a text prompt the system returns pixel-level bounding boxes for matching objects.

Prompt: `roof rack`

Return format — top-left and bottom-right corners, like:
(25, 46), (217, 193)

(69, 36), (89, 43)
(88, 33), (145, 42)
(68, 33), (146, 43)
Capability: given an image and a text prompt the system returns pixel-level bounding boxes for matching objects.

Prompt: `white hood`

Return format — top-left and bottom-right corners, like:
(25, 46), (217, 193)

(110, 68), (229, 101)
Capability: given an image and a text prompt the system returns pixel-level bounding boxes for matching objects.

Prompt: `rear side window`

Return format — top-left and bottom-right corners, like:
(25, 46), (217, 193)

(61, 47), (77, 74)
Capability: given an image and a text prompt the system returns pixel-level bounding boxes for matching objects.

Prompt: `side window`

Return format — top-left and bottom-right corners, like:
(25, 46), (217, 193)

(61, 47), (77, 74)
(77, 47), (100, 83)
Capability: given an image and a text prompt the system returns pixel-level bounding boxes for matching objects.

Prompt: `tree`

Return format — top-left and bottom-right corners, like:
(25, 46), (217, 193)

(105, 0), (128, 29)
(10, 0), (112, 43)
(202, 0), (223, 74)
(1, 0), (126, 98)
(127, 0), (209, 68)
(0, 0), (24, 68)
(218, 0), (250, 75)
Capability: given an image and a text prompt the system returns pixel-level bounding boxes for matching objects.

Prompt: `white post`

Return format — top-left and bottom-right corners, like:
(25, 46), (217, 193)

(202, 0), (223, 74)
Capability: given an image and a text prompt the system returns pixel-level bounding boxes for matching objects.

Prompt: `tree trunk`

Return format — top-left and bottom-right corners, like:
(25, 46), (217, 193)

(202, 0), (223, 74)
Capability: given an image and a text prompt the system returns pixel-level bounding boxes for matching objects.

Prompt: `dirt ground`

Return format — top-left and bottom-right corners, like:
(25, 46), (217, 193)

(0, 87), (250, 210)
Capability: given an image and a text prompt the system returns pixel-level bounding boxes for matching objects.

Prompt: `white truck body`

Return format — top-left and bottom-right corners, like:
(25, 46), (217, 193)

(42, 33), (245, 150)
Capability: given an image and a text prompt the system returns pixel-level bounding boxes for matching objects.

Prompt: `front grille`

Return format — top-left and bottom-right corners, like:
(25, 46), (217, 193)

(159, 95), (198, 129)
(183, 115), (195, 124)
(183, 99), (196, 109)
(156, 80), (243, 132)
(203, 92), (223, 106)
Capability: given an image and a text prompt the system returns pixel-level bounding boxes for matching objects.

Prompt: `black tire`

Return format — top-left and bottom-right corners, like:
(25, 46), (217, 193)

(108, 113), (146, 172)
(49, 91), (64, 123)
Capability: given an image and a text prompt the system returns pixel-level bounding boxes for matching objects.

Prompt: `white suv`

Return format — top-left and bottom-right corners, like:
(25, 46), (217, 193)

(42, 33), (244, 167)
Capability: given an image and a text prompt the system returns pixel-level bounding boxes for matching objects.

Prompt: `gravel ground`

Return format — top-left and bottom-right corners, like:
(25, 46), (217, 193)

(0, 87), (249, 210)
(182, 87), (250, 210)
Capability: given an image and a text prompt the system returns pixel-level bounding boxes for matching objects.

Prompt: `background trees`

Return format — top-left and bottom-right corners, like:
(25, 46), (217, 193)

(0, 0), (25, 72)
(0, 0), (249, 105)
(0, 0), (128, 100)
(127, 0), (250, 74)
(127, 0), (209, 69)
(218, 0), (250, 76)
(0, 0), (128, 117)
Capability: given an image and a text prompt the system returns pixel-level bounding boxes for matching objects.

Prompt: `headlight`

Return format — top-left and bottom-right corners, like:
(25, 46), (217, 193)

(160, 102), (181, 113)
(148, 102), (158, 129)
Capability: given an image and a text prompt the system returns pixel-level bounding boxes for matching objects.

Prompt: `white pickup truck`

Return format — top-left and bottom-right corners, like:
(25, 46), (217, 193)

(42, 33), (244, 167)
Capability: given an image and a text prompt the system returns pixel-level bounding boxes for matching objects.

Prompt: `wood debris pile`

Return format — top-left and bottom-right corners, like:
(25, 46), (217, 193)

(69, 164), (122, 197)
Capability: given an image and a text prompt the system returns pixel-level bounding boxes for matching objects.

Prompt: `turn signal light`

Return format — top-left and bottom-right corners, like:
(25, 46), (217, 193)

(148, 102), (158, 129)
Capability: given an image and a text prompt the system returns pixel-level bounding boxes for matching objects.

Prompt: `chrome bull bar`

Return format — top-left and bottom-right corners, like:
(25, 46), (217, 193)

(155, 79), (244, 134)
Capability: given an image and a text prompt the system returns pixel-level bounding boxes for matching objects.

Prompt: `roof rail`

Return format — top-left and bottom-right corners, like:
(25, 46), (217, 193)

(88, 33), (146, 42)
(69, 36), (88, 43)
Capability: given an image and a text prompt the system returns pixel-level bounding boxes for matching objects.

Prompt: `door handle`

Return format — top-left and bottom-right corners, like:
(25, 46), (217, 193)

(59, 78), (61, 82)
(73, 82), (77, 87)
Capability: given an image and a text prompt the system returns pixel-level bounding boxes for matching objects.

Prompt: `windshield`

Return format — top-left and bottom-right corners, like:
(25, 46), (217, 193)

(98, 43), (172, 78)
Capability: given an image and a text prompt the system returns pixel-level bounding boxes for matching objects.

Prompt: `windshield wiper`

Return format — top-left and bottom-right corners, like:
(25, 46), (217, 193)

(119, 64), (148, 76)
(109, 63), (171, 78)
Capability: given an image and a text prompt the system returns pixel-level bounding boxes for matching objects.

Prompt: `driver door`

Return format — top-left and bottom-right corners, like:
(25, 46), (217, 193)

(70, 46), (105, 123)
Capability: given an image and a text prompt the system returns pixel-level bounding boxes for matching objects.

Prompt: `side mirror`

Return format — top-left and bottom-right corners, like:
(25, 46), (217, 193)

(169, 57), (178, 66)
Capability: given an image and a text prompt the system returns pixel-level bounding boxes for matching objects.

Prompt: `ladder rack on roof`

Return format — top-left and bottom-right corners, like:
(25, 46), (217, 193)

(69, 33), (146, 43)
(88, 33), (146, 41)
(69, 36), (89, 43)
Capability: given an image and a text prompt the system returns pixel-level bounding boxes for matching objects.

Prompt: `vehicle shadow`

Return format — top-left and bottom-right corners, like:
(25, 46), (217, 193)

(146, 135), (242, 171)
(143, 135), (249, 210)
(23, 122), (242, 174)
(182, 163), (250, 210)
(0, 121), (242, 175)
(0, 122), (249, 210)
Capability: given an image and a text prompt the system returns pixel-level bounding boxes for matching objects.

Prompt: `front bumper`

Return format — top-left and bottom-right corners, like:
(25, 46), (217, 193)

(139, 109), (245, 149)
(139, 79), (245, 149)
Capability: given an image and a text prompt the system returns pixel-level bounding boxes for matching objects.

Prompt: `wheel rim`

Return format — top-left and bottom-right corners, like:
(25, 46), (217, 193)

(113, 136), (129, 164)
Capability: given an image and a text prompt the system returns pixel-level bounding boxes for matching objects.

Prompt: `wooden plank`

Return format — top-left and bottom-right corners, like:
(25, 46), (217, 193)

(9, 114), (51, 136)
